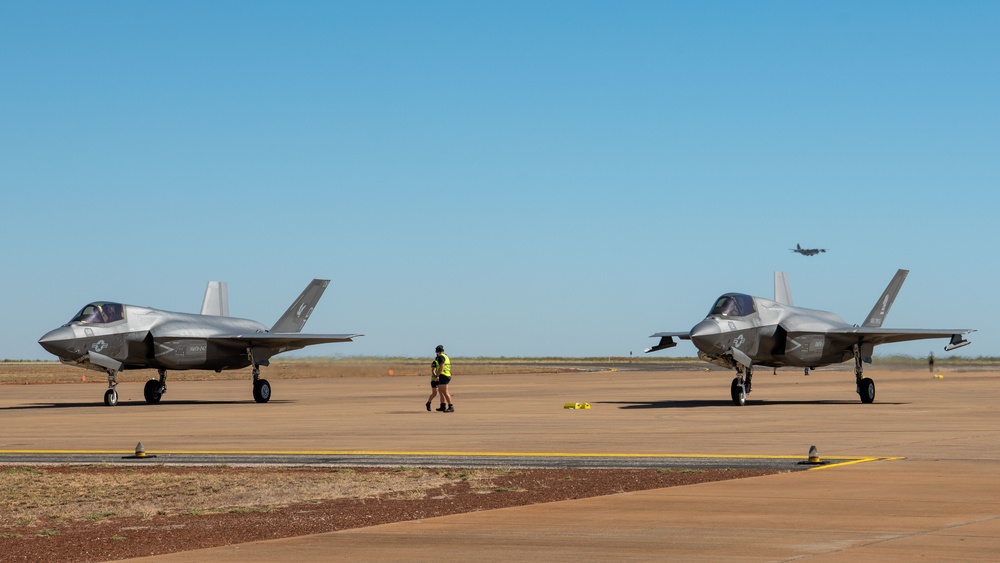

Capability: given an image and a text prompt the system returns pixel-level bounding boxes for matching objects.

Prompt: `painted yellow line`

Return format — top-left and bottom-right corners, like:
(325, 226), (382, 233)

(807, 456), (904, 470)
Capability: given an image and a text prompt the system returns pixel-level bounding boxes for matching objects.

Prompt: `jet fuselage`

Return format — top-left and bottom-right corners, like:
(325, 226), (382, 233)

(689, 293), (855, 369)
(39, 304), (271, 372)
(37, 279), (358, 406)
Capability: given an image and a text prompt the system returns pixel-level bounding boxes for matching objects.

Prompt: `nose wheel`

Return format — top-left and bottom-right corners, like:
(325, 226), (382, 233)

(104, 367), (120, 406)
(730, 377), (746, 406)
(730, 366), (751, 406)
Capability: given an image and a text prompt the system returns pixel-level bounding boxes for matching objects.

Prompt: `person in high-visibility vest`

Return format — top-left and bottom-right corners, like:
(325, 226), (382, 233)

(433, 344), (454, 412)
(425, 358), (444, 412)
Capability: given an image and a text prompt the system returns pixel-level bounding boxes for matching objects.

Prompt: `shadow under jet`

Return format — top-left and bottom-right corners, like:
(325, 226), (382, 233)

(0, 399), (294, 411)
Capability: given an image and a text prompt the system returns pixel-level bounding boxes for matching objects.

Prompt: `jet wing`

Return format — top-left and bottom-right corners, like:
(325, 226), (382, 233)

(645, 332), (691, 353)
(210, 332), (364, 351)
(807, 328), (974, 351)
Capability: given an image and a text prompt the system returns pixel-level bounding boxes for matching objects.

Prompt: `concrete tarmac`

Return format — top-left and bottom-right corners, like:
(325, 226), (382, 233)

(2, 365), (999, 560)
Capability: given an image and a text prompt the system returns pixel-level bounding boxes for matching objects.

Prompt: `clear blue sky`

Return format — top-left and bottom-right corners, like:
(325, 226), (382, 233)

(2, 1), (996, 360)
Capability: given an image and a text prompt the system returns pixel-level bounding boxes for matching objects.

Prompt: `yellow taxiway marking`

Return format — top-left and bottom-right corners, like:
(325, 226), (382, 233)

(806, 456), (903, 470)
(0, 448), (900, 468)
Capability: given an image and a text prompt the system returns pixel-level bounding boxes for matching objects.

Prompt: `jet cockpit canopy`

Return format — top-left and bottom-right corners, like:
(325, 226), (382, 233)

(68, 302), (125, 325)
(707, 293), (756, 318)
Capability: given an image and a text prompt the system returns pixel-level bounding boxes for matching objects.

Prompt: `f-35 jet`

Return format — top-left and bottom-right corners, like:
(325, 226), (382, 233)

(645, 270), (972, 405)
(791, 243), (827, 256)
(38, 279), (361, 406)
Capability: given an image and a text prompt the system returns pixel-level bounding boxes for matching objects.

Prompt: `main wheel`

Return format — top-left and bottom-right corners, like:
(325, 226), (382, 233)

(253, 379), (271, 403)
(143, 380), (162, 404)
(730, 377), (746, 406)
(859, 377), (875, 403)
(104, 389), (118, 407)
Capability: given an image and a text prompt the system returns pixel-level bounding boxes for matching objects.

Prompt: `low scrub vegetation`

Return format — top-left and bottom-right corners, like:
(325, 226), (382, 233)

(0, 465), (516, 527)
(1, 355), (995, 386)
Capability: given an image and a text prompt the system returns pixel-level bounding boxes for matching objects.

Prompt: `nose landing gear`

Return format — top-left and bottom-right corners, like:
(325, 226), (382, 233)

(104, 386), (118, 407)
(731, 365), (752, 406)
(91, 353), (124, 407)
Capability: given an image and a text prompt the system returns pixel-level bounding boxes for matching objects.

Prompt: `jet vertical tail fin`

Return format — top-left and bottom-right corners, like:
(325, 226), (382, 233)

(271, 279), (330, 333)
(200, 282), (230, 316)
(774, 272), (793, 305)
(862, 269), (909, 327)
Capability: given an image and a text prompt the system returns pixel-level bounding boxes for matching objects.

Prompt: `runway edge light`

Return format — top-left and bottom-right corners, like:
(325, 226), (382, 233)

(808, 445), (820, 463)
(122, 442), (156, 460)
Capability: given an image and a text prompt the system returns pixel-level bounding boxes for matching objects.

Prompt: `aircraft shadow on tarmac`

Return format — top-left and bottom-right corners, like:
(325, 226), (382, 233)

(0, 400), (294, 411)
(601, 399), (906, 409)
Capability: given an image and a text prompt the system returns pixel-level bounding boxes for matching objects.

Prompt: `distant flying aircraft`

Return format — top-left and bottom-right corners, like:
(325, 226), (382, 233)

(38, 280), (361, 406)
(791, 243), (826, 256)
(645, 270), (972, 405)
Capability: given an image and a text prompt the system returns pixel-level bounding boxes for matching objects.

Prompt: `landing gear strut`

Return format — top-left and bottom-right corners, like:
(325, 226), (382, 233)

(144, 369), (167, 404)
(247, 348), (271, 403)
(854, 343), (875, 404)
(731, 365), (752, 406)
(104, 369), (119, 406)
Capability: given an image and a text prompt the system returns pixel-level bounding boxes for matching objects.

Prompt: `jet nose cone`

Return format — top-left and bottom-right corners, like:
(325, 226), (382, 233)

(690, 319), (721, 339)
(689, 319), (722, 354)
(38, 326), (75, 357)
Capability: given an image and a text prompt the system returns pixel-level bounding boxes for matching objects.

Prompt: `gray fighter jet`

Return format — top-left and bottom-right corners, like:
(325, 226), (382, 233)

(645, 270), (972, 405)
(38, 279), (361, 406)
(791, 243), (826, 256)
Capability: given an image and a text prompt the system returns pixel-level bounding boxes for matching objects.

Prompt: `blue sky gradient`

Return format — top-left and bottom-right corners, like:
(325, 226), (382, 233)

(2, 1), (996, 360)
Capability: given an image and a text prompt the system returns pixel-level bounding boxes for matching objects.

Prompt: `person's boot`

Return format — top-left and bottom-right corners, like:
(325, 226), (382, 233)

(436, 404), (446, 411)
(425, 402), (431, 411)
(445, 404), (454, 412)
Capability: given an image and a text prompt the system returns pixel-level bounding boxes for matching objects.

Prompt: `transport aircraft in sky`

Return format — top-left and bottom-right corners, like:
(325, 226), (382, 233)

(645, 270), (972, 405)
(790, 243), (827, 256)
(39, 280), (360, 406)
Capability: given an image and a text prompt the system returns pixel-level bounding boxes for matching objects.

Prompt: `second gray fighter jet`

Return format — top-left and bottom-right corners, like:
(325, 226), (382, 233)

(645, 270), (972, 405)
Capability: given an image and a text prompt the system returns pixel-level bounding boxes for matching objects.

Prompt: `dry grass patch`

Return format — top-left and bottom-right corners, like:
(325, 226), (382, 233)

(0, 465), (517, 527)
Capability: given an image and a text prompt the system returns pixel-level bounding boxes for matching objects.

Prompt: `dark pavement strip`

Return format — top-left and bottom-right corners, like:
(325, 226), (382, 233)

(0, 451), (885, 470)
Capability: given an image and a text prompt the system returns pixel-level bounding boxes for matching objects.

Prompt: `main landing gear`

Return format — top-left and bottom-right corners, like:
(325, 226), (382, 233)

(854, 344), (875, 404)
(730, 365), (752, 406)
(247, 348), (271, 403)
(136, 362), (271, 404)
(144, 369), (167, 404)
(252, 364), (271, 403)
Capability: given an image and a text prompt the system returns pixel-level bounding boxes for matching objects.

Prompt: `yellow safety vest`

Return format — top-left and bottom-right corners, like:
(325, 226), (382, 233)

(437, 354), (451, 377)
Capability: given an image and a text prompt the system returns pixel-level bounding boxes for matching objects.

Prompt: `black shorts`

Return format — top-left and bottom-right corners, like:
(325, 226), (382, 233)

(430, 379), (439, 388)
(438, 375), (452, 385)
